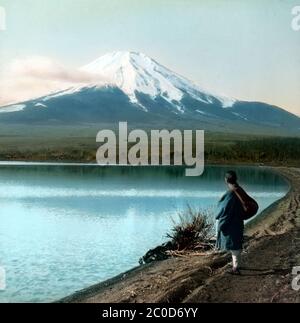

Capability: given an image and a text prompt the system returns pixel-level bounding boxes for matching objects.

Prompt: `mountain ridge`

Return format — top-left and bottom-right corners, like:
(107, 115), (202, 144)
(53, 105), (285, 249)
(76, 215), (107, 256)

(0, 51), (299, 135)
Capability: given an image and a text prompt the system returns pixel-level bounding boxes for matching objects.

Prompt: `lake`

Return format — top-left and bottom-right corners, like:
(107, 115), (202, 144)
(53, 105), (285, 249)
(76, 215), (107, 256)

(0, 164), (288, 302)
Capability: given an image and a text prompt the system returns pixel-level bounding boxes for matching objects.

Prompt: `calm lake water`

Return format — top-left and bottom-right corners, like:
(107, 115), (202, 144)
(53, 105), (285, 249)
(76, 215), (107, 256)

(0, 164), (288, 302)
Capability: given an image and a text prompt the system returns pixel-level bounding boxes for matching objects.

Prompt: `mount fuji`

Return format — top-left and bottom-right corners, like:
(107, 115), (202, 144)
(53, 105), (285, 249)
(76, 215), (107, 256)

(0, 51), (299, 135)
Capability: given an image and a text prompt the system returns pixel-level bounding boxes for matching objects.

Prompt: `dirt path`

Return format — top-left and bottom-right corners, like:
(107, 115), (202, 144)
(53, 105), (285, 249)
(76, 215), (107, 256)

(61, 167), (300, 303)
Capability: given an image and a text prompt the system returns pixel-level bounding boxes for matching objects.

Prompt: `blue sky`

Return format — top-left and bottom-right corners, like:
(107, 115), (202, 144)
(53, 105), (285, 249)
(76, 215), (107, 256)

(0, 0), (299, 115)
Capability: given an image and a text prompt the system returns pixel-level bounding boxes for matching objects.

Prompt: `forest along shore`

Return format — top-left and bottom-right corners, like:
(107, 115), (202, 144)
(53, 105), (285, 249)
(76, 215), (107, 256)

(60, 167), (300, 303)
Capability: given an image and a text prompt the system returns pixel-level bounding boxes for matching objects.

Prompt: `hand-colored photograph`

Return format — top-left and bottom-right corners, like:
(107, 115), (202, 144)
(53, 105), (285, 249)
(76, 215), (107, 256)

(0, 0), (299, 306)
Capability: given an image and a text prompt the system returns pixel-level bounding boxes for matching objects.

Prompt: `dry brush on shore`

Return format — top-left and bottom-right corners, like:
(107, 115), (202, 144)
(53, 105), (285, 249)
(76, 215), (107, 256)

(139, 206), (215, 264)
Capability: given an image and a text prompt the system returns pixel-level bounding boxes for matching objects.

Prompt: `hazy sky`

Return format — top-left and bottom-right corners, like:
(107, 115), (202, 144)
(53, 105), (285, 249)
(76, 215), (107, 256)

(0, 0), (299, 115)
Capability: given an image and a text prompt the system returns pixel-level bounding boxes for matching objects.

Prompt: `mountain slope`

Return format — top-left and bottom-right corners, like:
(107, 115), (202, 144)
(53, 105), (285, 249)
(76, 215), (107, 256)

(0, 51), (299, 135)
(80, 51), (235, 111)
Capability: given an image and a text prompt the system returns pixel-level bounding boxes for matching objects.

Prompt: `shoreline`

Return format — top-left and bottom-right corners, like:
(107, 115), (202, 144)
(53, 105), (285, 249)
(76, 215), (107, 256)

(0, 160), (297, 168)
(0, 160), (277, 166)
(59, 166), (300, 303)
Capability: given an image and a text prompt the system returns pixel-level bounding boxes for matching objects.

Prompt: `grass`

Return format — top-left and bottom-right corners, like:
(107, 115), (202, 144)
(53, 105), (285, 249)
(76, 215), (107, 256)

(0, 125), (299, 166)
(140, 206), (214, 263)
(167, 206), (214, 251)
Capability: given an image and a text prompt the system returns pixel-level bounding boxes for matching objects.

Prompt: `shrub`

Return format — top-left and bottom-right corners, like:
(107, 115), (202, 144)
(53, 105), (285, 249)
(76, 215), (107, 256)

(166, 206), (214, 251)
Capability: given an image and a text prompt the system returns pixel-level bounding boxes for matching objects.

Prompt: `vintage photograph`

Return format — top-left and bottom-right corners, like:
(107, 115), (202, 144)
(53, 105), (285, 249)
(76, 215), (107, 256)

(0, 0), (299, 307)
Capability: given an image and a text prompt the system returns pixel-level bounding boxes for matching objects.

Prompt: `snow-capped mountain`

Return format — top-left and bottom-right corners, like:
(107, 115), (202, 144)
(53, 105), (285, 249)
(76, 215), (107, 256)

(80, 51), (236, 111)
(0, 51), (299, 135)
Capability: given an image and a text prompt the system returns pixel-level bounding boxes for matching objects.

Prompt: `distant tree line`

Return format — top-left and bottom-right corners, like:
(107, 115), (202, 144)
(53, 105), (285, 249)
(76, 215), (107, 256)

(205, 137), (300, 165)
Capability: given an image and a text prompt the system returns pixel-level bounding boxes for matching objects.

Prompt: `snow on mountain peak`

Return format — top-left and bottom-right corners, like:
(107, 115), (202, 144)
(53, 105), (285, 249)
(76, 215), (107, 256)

(81, 51), (236, 110)
(81, 51), (182, 106)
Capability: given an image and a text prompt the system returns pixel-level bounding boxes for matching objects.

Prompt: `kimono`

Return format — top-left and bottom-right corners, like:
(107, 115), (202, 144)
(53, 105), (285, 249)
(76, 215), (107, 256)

(216, 190), (244, 251)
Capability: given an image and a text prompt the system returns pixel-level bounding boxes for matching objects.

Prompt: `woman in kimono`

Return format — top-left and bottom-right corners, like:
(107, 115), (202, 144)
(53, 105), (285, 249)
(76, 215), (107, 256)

(216, 170), (244, 275)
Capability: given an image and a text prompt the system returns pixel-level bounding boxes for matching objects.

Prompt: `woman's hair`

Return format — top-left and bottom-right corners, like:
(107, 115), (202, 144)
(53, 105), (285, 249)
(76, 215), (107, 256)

(225, 170), (237, 184)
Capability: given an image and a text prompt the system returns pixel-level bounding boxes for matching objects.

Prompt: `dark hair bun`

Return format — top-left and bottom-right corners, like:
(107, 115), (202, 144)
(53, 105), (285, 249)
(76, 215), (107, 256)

(225, 170), (237, 184)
